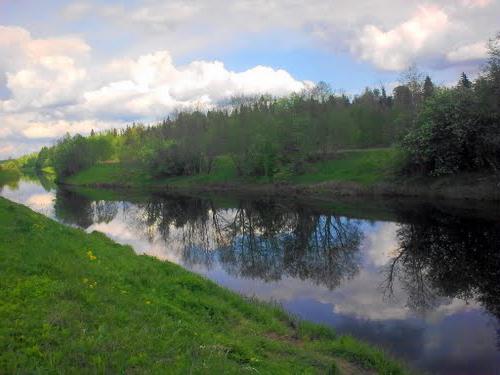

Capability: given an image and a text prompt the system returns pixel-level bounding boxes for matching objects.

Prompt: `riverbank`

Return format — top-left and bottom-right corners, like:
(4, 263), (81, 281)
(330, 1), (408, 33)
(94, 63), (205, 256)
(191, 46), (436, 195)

(62, 149), (500, 201)
(0, 196), (406, 374)
(0, 161), (21, 186)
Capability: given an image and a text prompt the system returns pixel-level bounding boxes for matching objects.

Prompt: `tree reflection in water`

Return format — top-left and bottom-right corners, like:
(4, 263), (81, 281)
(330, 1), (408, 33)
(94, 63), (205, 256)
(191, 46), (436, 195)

(214, 201), (362, 289)
(52, 190), (500, 335)
(135, 196), (363, 289)
(54, 189), (119, 228)
(385, 206), (500, 345)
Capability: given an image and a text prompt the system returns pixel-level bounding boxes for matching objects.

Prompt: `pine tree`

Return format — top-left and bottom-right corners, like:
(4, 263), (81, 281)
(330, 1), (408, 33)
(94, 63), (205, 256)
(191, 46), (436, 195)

(423, 76), (435, 99)
(380, 86), (389, 108)
(458, 72), (472, 89)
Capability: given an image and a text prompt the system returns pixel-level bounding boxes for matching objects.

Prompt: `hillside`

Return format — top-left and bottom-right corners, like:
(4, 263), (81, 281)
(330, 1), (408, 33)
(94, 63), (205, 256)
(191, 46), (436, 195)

(0, 197), (406, 374)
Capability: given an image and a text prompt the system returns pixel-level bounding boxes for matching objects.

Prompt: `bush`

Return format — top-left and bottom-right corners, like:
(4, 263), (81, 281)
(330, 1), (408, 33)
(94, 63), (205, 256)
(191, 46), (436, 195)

(53, 134), (114, 177)
(402, 87), (499, 176)
(402, 34), (500, 176)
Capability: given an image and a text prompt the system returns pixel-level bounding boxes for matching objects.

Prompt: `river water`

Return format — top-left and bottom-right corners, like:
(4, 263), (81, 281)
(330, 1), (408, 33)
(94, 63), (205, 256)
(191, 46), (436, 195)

(1, 177), (499, 374)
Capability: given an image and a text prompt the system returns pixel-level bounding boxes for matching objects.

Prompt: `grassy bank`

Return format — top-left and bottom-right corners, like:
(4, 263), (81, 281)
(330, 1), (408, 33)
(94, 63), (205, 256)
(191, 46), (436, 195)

(288, 148), (401, 185)
(63, 148), (499, 201)
(65, 149), (400, 188)
(0, 197), (406, 374)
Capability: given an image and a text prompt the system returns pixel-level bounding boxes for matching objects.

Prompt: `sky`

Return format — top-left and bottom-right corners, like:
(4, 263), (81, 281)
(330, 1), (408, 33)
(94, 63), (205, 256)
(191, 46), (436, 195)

(0, 0), (498, 158)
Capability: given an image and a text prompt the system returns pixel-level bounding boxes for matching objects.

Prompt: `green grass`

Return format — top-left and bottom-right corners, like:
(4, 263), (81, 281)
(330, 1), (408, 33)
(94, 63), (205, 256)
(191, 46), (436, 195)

(290, 149), (402, 186)
(65, 162), (155, 187)
(65, 155), (240, 188)
(158, 155), (239, 187)
(0, 197), (408, 374)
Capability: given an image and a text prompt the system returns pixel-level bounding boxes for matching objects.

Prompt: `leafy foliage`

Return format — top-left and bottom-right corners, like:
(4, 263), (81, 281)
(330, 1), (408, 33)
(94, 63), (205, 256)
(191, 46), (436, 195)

(43, 84), (407, 180)
(402, 34), (500, 176)
(53, 134), (114, 177)
(106, 89), (400, 180)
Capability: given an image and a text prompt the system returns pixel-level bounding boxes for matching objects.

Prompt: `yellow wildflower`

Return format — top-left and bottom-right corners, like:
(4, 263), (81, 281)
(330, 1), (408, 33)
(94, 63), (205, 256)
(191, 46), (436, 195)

(86, 250), (97, 261)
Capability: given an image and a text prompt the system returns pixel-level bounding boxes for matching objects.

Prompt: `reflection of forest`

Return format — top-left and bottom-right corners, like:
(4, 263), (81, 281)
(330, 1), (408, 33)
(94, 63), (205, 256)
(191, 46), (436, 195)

(385, 206), (500, 327)
(0, 171), (56, 192)
(139, 197), (363, 289)
(54, 190), (500, 325)
(55, 189), (119, 228)
(0, 171), (20, 191)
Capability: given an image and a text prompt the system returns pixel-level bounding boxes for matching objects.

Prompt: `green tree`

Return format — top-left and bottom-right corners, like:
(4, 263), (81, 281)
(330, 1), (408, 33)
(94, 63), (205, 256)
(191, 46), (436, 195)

(458, 73), (472, 89)
(423, 76), (435, 99)
(53, 134), (114, 177)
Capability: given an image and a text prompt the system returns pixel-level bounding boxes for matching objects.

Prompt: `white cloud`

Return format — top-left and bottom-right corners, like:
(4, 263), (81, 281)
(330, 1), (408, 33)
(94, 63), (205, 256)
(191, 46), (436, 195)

(78, 0), (498, 70)
(461, 0), (493, 8)
(353, 6), (450, 70)
(26, 193), (54, 213)
(83, 50), (311, 119)
(129, 1), (201, 33)
(363, 222), (400, 267)
(21, 119), (114, 140)
(0, 25), (90, 70)
(446, 41), (489, 63)
(1, 0), (499, 157)
(0, 25), (310, 158)
(61, 2), (93, 20)
(0, 144), (14, 155)
(4, 56), (86, 111)
(0, 127), (12, 138)
(0, 26), (90, 113)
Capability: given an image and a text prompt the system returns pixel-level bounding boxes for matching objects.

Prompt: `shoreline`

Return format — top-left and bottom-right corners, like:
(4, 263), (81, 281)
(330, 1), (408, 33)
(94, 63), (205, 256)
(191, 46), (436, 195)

(60, 174), (500, 202)
(0, 196), (408, 373)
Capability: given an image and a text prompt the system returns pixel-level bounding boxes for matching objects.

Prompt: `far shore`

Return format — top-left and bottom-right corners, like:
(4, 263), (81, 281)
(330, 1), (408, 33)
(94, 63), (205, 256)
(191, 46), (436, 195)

(60, 172), (500, 202)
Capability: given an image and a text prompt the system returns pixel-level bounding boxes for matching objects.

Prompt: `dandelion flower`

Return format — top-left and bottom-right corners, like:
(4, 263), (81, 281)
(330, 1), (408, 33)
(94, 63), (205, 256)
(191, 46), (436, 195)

(86, 250), (97, 261)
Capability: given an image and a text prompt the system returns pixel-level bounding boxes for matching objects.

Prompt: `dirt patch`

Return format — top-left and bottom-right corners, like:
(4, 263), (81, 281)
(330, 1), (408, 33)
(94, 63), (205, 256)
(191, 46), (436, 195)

(264, 331), (302, 346)
(334, 357), (377, 375)
(264, 332), (377, 375)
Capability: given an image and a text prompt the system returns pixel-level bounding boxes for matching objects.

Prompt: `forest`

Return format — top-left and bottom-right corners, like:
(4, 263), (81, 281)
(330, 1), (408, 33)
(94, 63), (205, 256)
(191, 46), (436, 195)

(24, 34), (500, 184)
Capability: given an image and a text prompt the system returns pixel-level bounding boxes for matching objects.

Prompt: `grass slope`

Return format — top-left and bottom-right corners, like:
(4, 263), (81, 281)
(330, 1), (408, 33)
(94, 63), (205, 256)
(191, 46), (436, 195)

(65, 149), (400, 189)
(0, 197), (407, 374)
(64, 161), (155, 187)
(290, 149), (401, 185)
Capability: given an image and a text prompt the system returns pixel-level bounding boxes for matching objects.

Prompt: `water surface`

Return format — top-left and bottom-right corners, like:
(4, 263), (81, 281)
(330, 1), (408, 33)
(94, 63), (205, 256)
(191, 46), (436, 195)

(2, 178), (499, 374)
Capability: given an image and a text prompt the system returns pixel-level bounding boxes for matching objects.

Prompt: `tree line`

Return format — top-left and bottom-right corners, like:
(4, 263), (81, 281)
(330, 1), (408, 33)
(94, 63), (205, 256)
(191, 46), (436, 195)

(35, 34), (500, 180)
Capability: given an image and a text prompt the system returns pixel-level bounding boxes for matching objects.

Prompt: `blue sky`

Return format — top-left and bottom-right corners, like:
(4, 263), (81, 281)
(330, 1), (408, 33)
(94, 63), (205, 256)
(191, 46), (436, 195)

(181, 33), (399, 93)
(0, 0), (498, 157)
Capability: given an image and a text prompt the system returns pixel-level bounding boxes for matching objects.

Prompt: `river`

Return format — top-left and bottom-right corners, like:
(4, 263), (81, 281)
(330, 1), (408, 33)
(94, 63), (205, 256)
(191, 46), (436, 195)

(2, 176), (499, 374)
